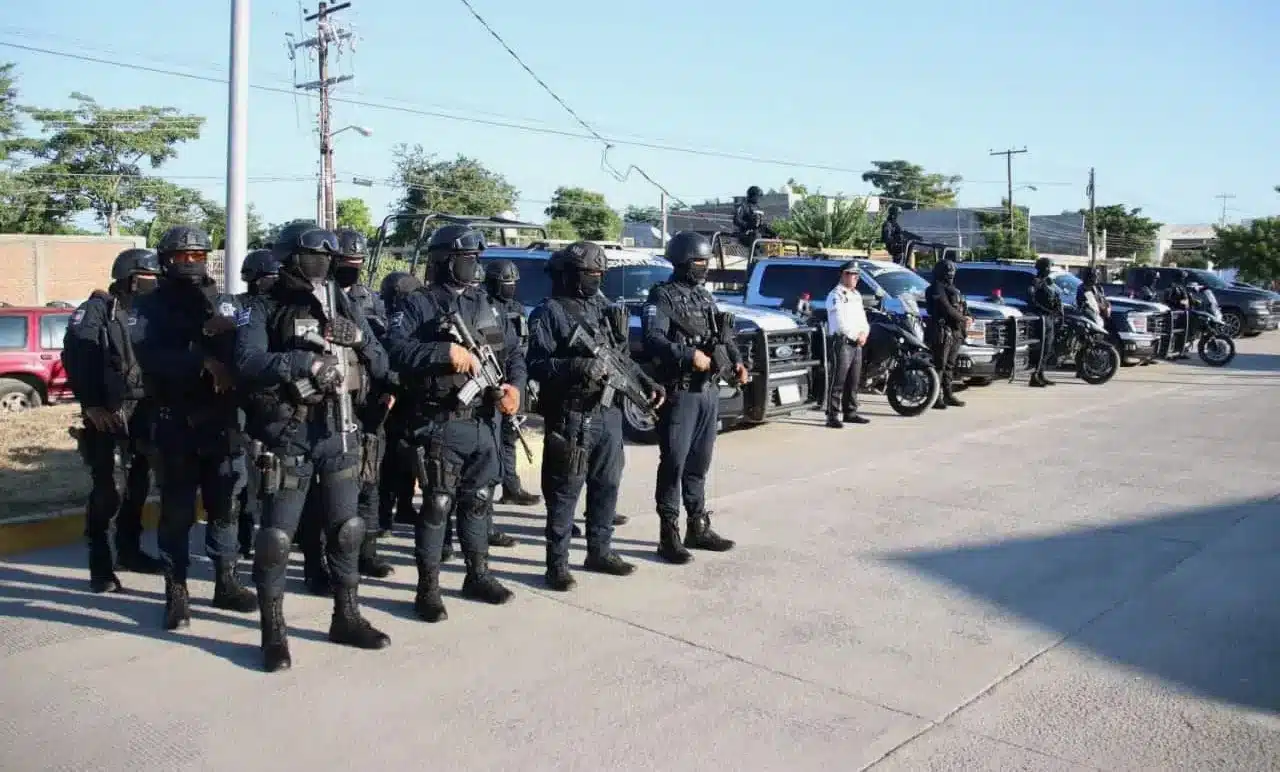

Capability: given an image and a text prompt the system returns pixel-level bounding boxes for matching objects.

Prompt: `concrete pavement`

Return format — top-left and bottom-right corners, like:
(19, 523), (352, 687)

(2, 340), (1280, 770)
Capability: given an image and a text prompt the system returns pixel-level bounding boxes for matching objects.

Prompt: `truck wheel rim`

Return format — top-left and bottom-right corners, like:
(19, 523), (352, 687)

(0, 392), (31, 411)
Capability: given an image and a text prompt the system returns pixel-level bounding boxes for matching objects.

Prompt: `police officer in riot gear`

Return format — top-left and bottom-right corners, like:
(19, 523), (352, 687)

(234, 249), (280, 559)
(643, 231), (743, 563)
(1028, 256), (1062, 387)
(527, 242), (666, 590)
(1076, 266), (1110, 320)
(62, 248), (164, 593)
(132, 225), (257, 630)
(732, 185), (776, 249)
(235, 221), (391, 672)
(483, 259), (541, 510)
(881, 205), (925, 265)
(385, 224), (527, 622)
(377, 271), (422, 534)
(924, 259), (969, 409)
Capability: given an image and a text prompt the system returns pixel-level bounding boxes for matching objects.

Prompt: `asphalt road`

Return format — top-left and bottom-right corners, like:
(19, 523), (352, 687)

(3, 338), (1279, 771)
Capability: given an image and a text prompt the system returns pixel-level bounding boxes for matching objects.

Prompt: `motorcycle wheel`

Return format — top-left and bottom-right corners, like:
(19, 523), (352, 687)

(1197, 334), (1235, 367)
(886, 360), (941, 417)
(1076, 341), (1120, 385)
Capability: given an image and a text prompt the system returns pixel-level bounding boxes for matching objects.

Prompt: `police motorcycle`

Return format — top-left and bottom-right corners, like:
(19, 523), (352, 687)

(861, 291), (941, 417)
(1186, 283), (1236, 367)
(1056, 294), (1121, 385)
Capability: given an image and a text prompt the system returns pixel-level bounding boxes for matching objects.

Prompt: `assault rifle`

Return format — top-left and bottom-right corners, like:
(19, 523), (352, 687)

(565, 324), (658, 422)
(288, 281), (358, 453)
(442, 310), (534, 463)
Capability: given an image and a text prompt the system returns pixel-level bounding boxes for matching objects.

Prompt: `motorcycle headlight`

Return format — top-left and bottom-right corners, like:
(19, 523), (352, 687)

(966, 318), (987, 344)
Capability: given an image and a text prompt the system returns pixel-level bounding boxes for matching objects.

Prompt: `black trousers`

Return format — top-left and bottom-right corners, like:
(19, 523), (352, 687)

(80, 426), (151, 551)
(826, 336), (863, 416)
(541, 407), (623, 565)
(1035, 317), (1057, 377)
(655, 387), (718, 522)
(929, 328), (962, 390)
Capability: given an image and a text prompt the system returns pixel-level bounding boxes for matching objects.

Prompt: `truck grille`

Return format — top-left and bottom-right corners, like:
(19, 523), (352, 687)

(983, 317), (1037, 348)
(1271, 300), (1280, 315)
(762, 330), (813, 367)
(1148, 311), (1170, 336)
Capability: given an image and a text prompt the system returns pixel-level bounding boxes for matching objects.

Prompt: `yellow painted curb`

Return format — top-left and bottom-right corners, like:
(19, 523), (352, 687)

(0, 432), (544, 558)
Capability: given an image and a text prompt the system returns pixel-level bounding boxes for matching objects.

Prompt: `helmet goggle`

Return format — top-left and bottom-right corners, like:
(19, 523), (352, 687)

(297, 228), (340, 255)
(436, 230), (487, 254)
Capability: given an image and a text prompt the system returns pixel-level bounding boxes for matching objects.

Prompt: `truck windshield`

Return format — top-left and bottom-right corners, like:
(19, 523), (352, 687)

(870, 269), (928, 298)
(1186, 269), (1228, 290)
(604, 264), (673, 301)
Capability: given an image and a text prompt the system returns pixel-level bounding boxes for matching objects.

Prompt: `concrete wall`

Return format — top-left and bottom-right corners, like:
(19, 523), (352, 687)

(0, 234), (146, 307)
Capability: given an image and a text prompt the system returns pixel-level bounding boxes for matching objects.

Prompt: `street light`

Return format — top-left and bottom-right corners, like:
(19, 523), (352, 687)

(318, 125), (372, 226)
(331, 124), (373, 138)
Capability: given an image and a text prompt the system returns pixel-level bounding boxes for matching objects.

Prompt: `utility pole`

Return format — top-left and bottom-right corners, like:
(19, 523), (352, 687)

(659, 191), (668, 248)
(1087, 167), (1097, 268)
(290, 2), (354, 229)
(1214, 192), (1235, 227)
(224, 0), (250, 295)
(989, 146), (1028, 241)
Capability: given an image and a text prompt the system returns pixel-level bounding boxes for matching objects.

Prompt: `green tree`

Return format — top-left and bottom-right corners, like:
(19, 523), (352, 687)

(390, 145), (517, 245)
(544, 218), (580, 240)
(1210, 217), (1280, 285)
(1078, 204), (1161, 262)
(623, 204), (662, 226)
(1163, 248), (1209, 269)
(336, 196), (376, 239)
(861, 160), (960, 209)
(0, 63), (71, 233)
(971, 201), (1036, 261)
(772, 195), (874, 250)
(544, 186), (622, 241)
(20, 93), (203, 234)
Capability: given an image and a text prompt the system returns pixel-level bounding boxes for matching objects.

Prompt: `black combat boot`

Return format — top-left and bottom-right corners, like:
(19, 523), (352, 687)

(613, 514), (629, 526)
(488, 529), (517, 548)
(114, 539), (163, 575)
(826, 414), (844, 428)
(941, 380), (965, 407)
(163, 577), (191, 630)
(499, 486), (541, 506)
(461, 552), (513, 605)
(684, 513), (735, 552)
(584, 550), (636, 576)
(657, 519), (693, 564)
(413, 564), (448, 623)
(88, 540), (122, 594)
(212, 561), (257, 613)
(545, 560), (576, 592)
(260, 594), (291, 673)
(358, 534), (395, 579)
(328, 586), (391, 651)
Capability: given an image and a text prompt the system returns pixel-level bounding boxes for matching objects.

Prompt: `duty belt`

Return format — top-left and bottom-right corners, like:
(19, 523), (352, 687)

(419, 404), (490, 423)
(559, 394), (606, 414)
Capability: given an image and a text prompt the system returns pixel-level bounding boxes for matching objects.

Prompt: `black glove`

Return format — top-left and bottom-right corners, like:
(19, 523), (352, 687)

(326, 317), (364, 349)
(570, 357), (607, 382)
(310, 354), (344, 393)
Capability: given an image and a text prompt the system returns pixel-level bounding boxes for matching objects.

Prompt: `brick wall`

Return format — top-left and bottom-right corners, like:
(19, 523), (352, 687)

(0, 235), (146, 307)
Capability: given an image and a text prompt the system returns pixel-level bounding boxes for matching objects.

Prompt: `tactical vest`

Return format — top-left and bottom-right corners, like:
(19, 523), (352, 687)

(412, 286), (507, 410)
(656, 282), (712, 343)
(545, 296), (628, 404)
(266, 297), (365, 405)
(89, 293), (145, 407)
(503, 298), (529, 347)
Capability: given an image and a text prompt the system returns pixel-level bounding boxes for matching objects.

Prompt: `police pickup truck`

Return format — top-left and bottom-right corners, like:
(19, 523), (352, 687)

(723, 254), (1033, 385)
(478, 247), (825, 443)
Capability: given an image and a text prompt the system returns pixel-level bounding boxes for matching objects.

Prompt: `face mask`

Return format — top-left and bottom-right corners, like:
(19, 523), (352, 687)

(168, 262), (206, 287)
(297, 253), (331, 282)
(253, 276), (278, 295)
(575, 272), (602, 298)
(334, 266), (360, 288)
(498, 283), (517, 302)
(683, 262), (708, 284)
(131, 276), (158, 295)
(448, 255), (479, 286)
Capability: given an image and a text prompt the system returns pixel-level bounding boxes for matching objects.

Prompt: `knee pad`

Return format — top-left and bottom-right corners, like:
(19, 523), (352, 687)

(426, 493), (453, 526)
(334, 516), (366, 552)
(256, 527), (292, 565)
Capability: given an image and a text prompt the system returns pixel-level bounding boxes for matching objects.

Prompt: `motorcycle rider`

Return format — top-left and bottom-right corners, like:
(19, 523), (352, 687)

(732, 185), (776, 249)
(642, 231), (744, 562)
(881, 205), (925, 266)
(1027, 257), (1062, 387)
(234, 249), (280, 559)
(62, 248), (165, 593)
(1076, 266), (1110, 324)
(234, 221), (392, 672)
(384, 224), (527, 623)
(1163, 269), (1193, 359)
(527, 241), (666, 590)
(924, 259), (969, 409)
(131, 225), (258, 630)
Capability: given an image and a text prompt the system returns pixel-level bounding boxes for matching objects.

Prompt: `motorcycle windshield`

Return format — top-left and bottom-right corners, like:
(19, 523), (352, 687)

(1201, 288), (1220, 315)
(897, 293), (921, 316)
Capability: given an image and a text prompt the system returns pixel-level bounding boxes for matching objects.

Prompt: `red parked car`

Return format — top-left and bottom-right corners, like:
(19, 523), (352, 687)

(0, 306), (76, 411)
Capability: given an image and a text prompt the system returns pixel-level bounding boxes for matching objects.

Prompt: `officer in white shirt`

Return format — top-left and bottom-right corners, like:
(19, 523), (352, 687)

(824, 261), (871, 428)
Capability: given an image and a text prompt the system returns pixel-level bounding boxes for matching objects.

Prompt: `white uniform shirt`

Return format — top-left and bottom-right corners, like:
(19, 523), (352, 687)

(825, 283), (870, 341)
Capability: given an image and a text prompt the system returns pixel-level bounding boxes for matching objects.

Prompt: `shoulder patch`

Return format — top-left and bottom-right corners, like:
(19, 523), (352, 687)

(643, 304), (657, 319)
(236, 308), (252, 327)
(69, 308), (85, 326)
(390, 311), (405, 329)
(127, 312), (138, 326)
(218, 301), (236, 318)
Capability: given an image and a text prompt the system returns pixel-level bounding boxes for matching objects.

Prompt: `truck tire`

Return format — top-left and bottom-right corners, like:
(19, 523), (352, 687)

(0, 377), (43, 412)
(621, 399), (658, 444)
(1221, 309), (1244, 339)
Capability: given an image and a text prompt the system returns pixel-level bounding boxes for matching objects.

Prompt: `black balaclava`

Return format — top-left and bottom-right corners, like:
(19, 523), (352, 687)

(933, 259), (956, 285)
(1081, 267), (1097, 287)
(679, 260), (708, 286)
(164, 255), (207, 287)
(1035, 257), (1052, 278)
(130, 275), (159, 295)
(438, 253), (478, 287)
(296, 251), (331, 283)
(497, 281), (517, 302)
(251, 276), (278, 295)
(572, 268), (602, 298)
(334, 260), (361, 289)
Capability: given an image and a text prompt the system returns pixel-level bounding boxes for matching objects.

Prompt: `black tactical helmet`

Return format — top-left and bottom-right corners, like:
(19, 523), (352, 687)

(240, 249), (280, 283)
(335, 228), (368, 260)
(425, 224), (485, 285)
(379, 270), (422, 300)
(888, 204), (901, 218)
(933, 258), (957, 281)
(1174, 269), (1188, 283)
(1080, 266), (1096, 285)
(271, 220), (337, 261)
(1035, 257), (1053, 275)
(663, 231), (713, 266)
(110, 248), (161, 283)
(554, 242), (608, 272)
(747, 185), (763, 201)
(484, 259), (520, 284)
(156, 225), (213, 255)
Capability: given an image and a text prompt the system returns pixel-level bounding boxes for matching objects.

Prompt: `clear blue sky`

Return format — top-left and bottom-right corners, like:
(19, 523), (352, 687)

(1, 0), (1276, 230)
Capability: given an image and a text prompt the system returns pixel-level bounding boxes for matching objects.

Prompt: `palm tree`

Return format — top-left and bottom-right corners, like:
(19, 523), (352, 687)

(774, 195), (871, 250)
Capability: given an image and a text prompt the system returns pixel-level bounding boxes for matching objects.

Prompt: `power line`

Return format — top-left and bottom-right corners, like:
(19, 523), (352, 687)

(1214, 192), (1235, 227)
(0, 40), (1078, 188)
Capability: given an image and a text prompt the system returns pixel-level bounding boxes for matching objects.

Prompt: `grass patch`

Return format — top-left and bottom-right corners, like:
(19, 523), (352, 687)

(0, 404), (89, 520)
